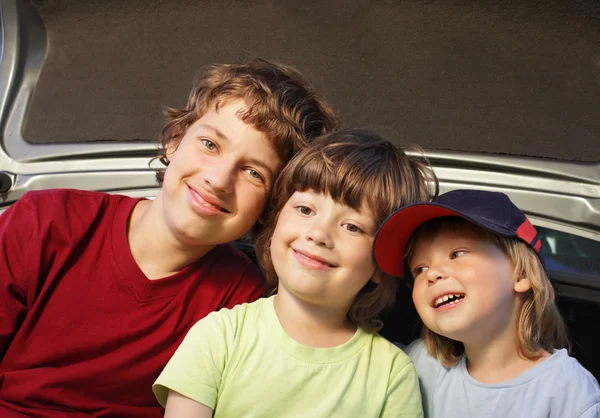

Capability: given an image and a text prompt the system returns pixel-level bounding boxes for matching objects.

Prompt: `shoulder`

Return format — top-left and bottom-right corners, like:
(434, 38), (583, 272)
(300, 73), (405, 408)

(13, 189), (136, 217)
(370, 334), (417, 376)
(154, 300), (267, 410)
(537, 350), (600, 415)
(1, 189), (136, 235)
(210, 243), (259, 271)
(205, 244), (265, 302)
(20, 188), (125, 204)
(214, 297), (264, 322)
(404, 338), (441, 370)
(373, 334), (410, 360)
(369, 335), (424, 417)
(189, 297), (264, 339)
(403, 338), (450, 389)
(176, 244), (264, 314)
(404, 338), (426, 358)
(180, 298), (264, 358)
(538, 349), (598, 387)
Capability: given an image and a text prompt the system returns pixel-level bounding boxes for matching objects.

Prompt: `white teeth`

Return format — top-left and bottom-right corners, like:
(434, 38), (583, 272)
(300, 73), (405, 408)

(434, 294), (463, 307)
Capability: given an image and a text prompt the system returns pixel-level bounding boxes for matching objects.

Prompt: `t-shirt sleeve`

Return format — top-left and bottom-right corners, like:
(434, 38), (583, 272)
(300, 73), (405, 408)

(380, 354), (424, 417)
(0, 193), (45, 360)
(153, 309), (233, 409)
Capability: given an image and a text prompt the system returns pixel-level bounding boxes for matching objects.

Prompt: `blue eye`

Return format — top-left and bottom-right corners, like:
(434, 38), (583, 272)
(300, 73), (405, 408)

(246, 168), (264, 182)
(202, 139), (217, 151)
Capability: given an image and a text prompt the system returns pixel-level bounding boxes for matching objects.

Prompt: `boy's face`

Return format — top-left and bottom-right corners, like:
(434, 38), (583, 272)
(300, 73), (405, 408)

(270, 190), (377, 311)
(409, 226), (519, 345)
(159, 99), (282, 247)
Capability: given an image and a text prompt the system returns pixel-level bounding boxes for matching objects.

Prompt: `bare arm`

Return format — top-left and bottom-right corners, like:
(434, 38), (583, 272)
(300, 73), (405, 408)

(164, 390), (213, 418)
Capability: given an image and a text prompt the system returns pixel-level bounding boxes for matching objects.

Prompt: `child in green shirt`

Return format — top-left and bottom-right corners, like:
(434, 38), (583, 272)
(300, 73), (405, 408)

(154, 128), (437, 417)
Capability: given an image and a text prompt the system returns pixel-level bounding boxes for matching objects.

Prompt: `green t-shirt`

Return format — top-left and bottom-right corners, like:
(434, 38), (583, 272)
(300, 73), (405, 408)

(154, 296), (423, 417)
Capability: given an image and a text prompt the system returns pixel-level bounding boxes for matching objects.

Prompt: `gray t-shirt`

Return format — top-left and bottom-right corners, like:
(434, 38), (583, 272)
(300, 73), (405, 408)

(405, 339), (600, 418)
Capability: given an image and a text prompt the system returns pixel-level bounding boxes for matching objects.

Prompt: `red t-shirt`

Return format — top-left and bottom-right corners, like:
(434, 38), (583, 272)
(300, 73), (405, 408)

(0, 189), (264, 417)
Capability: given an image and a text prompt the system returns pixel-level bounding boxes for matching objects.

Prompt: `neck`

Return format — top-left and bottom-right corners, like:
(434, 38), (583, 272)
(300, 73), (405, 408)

(463, 319), (550, 383)
(273, 291), (357, 348)
(127, 198), (215, 279)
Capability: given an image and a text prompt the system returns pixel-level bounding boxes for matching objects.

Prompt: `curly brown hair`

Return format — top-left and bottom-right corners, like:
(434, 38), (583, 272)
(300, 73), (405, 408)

(155, 58), (339, 184)
(255, 129), (438, 332)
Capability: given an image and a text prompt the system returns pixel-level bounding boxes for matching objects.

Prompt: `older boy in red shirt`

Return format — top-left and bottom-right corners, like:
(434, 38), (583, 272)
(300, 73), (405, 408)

(0, 58), (338, 417)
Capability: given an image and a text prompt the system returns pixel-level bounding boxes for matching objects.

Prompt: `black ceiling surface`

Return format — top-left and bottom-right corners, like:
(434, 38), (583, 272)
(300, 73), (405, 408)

(22, 0), (600, 162)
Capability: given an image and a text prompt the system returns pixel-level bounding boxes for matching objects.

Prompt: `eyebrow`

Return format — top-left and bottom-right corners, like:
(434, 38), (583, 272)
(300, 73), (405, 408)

(198, 124), (229, 141)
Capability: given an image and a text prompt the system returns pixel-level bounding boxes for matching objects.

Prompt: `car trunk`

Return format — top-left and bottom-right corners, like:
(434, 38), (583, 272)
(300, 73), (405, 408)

(1, 0), (599, 377)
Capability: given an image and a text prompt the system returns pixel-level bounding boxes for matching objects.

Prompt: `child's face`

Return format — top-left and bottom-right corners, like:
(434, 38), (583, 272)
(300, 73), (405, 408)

(159, 99), (282, 246)
(270, 190), (378, 310)
(409, 225), (519, 345)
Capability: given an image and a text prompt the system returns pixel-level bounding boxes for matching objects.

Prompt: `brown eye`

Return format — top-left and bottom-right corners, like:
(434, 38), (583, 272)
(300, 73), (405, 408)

(296, 206), (313, 216)
(343, 223), (363, 233)
(451, 250), (467, 259)
(413, 266), (428, 276)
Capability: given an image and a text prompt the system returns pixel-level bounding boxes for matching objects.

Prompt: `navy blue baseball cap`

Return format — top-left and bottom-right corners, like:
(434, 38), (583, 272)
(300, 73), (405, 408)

(373, 189), (542, 278)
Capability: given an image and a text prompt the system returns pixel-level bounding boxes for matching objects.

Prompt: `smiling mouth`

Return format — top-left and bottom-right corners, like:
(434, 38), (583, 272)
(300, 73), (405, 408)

(433, 294), (465, 308)
(189, 186), (230, 213)
(293, 249), (336, 270)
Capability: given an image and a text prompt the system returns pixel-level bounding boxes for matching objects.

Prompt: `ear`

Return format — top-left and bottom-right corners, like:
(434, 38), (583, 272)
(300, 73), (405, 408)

(513, 270), (532, 293)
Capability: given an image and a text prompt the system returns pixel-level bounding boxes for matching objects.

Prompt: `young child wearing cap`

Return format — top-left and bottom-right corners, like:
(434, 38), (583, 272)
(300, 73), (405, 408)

(152, 129), (438, 417)
(373, 189), (600, 418)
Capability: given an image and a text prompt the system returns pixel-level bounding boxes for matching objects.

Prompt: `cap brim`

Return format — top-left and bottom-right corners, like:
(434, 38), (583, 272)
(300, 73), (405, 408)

(373, 203), (472, 277)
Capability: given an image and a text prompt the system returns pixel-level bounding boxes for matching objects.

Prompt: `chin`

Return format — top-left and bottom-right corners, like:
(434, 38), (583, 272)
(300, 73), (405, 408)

(287, 288), (324, 304)
(433, 327), (470, 342)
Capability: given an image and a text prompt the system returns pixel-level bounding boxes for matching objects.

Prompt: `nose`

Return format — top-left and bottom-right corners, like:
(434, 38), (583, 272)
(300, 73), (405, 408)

(425, 263), (447, 286)
(203, 160), (235, 194)
(304, 220), (334, 249)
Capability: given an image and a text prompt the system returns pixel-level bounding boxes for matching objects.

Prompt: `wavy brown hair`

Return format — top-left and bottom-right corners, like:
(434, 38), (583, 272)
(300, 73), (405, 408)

(406, 218), (569, 367)
(154, 58), (340, 184)
(255, 129), (438, 332)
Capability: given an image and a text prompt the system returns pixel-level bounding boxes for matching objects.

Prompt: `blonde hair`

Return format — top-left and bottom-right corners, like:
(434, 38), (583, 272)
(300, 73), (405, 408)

(155, 58), (339, 184)
(255, 128), (438, 332)
(407, 218), (568, 367)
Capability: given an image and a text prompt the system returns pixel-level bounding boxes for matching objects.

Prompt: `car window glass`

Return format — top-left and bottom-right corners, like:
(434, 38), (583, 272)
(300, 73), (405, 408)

(538, 226), (600, 281)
